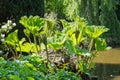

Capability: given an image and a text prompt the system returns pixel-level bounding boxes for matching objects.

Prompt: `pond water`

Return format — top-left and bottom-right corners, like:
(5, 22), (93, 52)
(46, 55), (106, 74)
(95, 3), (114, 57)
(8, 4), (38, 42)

(93, 48), (120, 80)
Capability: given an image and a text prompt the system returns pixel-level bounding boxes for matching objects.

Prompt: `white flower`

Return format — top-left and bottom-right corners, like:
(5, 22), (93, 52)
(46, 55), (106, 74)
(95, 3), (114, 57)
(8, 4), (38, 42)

(1, 34), (5, 38)
(16, 60), (20, 63)
(82, 52), (91, 57)
(16, 60), (27, 64)
(1, 25), (7, 29)
(7, 20), (12, 24)
(12, 23), (16, 26)
(0, 50), (3, 53)
(1, 39), (5, 42)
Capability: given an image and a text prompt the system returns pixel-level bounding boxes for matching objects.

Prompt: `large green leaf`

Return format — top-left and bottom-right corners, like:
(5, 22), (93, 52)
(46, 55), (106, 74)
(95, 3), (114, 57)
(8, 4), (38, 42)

(48, 43), (62, 50)
(16, 42), (31, 53)
(85, 25), (109, 39)
(20, 16), (44, 35)
(5, 30), (19, 46)
(15, 38), (39, 53)
(95, 38), (107, 51)
(47, 30), (66, 50)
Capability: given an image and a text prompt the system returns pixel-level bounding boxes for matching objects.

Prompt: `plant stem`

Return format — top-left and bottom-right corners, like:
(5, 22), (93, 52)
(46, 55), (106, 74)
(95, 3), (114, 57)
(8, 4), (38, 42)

(87, 51), (98, 69)
(52, 50), (56, 63)
(27, 36), (32, 54)
(88, 39), (94, 52)
(45, 44), (49, 63)
(33, 35), (39, 54)
(86, 38), (94, 69)
(38, 35), (41, 51)
(6, 44), (15, 57)
(14, 45), (18, 57)
(18, 42), (22, 57)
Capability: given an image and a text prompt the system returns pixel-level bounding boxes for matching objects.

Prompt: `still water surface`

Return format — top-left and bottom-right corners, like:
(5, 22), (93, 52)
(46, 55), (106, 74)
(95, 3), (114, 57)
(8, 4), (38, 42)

(93, 48), (120, 80)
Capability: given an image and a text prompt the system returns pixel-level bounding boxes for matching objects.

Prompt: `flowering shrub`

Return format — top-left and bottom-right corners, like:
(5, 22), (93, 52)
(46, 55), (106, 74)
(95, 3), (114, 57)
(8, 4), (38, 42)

(0, 20), (16, 57)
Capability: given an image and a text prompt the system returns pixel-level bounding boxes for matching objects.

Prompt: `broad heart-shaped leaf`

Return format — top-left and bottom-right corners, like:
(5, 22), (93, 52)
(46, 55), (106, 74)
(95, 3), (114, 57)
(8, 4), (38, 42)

(85, 25), (109, 39)
(5, 30), (19, 46)
(15, 38), (39, 53)
(16, 42), (31, 53)
(95, 38), (107, 51)
(16, 42), (39, 53)
(48, 32), (66, 50)
(19, 16), (44, 35)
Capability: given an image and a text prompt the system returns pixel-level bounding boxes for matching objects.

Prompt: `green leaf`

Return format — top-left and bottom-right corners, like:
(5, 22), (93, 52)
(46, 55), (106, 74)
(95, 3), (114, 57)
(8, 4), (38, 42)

(49, 43), (61, 50)
(9, 75), (21, 80)
(16, 42), (31, 53)
(42, 34), (47, 46)
(20, 16), (44, 35)
(75, 47), (91, 57)
(77, 60), (87, 73)
(105, 46), (112, 50)
(65, 40), (76, 55)
(85, 25), (109, 39)
(0, 57), (4, 61)
(19, 38), (26, 45)
(5, 30), (19, 46)
(95, 38), (107, 51)
(27, 77), (35, 80)
(24, 29), (31, 37)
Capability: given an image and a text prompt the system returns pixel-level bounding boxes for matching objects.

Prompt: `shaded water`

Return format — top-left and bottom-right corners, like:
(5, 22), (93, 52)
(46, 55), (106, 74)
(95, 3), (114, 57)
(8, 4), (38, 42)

(93, 48), (120, 80)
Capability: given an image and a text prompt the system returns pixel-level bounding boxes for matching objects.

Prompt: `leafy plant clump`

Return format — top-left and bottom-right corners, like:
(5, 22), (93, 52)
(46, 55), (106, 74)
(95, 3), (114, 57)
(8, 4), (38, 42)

(0, 55), (82, 80)
(0, 15), (110, 80)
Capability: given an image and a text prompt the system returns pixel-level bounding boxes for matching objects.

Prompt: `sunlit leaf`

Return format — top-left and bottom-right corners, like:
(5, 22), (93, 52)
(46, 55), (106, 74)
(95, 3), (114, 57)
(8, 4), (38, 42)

(9, 75), (21, 80)
(85, 25), (109, 39)
(20, 16), (44, 35)
(49, 43), (61, 50)
(5, 30), (19, 46)
(105, 46), (112, 50)
(27, 77), (35, 80)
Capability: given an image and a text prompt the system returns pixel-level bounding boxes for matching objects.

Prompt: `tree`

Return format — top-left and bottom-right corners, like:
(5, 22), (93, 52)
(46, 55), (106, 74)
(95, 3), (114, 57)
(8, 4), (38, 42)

(45, 0), (120, 46)
(0, 0), (44, 22)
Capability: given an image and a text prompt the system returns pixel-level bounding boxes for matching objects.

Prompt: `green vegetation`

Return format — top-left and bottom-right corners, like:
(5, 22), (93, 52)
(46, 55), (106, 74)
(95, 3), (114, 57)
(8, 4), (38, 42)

(0, 15), (109, 79)
(45, 0), (120, 46)
(0, 0), (119, 80)
(0, 0), (120, 46)
(0, 55), (82, 80)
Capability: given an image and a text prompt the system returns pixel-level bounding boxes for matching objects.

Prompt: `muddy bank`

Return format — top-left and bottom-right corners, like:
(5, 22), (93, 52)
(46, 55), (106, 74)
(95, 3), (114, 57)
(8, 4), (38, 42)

(93, 48), (120, 64)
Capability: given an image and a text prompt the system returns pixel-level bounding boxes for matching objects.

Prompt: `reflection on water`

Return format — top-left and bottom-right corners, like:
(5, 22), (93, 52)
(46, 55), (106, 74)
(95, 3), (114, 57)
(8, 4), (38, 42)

(93, 48), (120, 80)
(94, 64), (120, 80)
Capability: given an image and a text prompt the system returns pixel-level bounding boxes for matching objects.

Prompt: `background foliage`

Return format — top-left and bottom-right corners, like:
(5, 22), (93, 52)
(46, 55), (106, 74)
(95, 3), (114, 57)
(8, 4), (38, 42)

(0, 0), (44, 22)
(0, 0), (120, 46)
(45, 0), (120, 47)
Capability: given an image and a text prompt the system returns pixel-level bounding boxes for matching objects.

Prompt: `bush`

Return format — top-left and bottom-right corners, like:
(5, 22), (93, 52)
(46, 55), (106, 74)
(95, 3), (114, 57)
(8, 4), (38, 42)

(0, 56), (82, 80)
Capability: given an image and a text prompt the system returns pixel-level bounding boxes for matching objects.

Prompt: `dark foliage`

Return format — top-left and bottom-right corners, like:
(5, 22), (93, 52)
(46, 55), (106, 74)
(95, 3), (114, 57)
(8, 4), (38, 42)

(0, 0), (44, 22)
